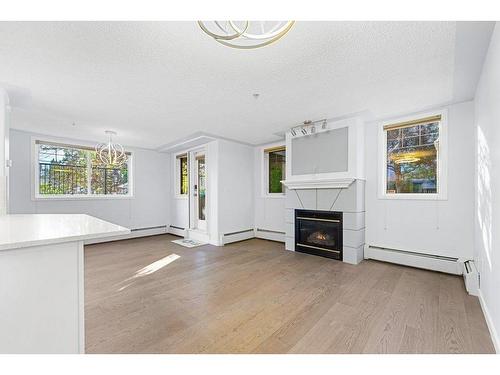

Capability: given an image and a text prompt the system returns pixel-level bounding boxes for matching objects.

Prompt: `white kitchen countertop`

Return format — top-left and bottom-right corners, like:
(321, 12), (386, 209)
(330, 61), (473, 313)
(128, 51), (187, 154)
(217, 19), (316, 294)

(0, 214), (130, 251)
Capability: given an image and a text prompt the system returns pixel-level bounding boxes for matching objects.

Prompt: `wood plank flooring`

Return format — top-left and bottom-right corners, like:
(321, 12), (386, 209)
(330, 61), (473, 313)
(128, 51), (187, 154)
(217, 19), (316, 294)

(84, 235), (495, 353)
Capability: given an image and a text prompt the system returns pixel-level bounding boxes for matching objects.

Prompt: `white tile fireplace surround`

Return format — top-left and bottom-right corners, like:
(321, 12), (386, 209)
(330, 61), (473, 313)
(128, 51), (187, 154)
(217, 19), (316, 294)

(281, 116), (365, 264)
(284, 180), (365, 264)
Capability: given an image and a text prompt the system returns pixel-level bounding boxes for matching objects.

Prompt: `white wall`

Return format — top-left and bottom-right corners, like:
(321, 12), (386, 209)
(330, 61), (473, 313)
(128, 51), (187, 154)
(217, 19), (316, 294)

(170, 197), (189, 230)
(9, 129), (170, 230)
(217, 139), (254, 235)
(0, 89), (9, 214)
(168, 138), (253, 244)
(474, 22), (500, 351)
(365, 101), (475, 260)
(254, 141), (286, 241)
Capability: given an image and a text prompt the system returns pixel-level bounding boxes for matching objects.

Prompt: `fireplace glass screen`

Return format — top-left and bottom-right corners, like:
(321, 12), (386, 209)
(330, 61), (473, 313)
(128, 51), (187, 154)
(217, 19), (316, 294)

(295, 209), (343, 260)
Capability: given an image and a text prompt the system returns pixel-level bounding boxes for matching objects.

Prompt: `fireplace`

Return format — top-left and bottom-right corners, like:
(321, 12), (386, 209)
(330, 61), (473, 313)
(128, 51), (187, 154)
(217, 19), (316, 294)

(295, 209), (343, 260)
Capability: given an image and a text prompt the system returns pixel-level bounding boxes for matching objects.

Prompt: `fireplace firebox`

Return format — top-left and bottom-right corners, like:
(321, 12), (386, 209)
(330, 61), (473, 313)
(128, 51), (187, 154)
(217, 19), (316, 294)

(295, 209), (343, 260)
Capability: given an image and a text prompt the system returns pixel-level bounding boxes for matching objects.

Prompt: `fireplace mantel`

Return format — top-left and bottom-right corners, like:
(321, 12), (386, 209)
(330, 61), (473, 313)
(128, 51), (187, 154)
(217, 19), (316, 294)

(282, 177), (355, 190)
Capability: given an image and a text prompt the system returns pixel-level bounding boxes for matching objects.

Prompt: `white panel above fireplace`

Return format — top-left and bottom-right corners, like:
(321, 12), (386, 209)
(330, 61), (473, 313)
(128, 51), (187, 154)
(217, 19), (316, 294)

(291, 127), (349, 175)
(282, 117), (365, 190)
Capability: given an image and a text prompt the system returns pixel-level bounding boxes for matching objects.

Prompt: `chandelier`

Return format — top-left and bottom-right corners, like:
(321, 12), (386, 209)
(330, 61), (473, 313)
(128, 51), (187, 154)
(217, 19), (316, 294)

(95, 130), (127, 167)
(197, 21), (295, 49)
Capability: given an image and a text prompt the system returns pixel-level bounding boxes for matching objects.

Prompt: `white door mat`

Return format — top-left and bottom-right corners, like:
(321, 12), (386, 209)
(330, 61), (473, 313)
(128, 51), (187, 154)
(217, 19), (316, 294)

(171, 239), (207, 248)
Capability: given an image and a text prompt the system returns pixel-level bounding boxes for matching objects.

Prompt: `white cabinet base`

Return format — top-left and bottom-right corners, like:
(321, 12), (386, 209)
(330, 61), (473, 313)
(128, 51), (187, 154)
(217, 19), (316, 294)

(0, 241), (85, 353)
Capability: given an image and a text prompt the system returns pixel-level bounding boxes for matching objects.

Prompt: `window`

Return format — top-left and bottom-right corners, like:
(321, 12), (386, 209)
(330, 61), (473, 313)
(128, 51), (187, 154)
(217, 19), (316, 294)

(36, 141), (131, 198)
(90, 152), (129, 195)
(384, 114), (442, 195)
(177, 154), (189, 196)
(265, 146), (286, 194)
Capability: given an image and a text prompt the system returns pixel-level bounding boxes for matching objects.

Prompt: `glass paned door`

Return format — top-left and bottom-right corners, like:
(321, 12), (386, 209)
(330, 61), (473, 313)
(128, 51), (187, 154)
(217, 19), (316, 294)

(195, 153), (206, 230)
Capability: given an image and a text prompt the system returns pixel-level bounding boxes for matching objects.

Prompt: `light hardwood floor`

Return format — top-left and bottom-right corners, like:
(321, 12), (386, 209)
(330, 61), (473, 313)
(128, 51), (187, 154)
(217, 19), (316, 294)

(85, 235), (495, 353)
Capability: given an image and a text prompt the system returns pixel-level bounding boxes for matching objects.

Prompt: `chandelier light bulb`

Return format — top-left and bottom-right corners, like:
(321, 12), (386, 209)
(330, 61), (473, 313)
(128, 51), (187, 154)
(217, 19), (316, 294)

(95, 130), (127, 167)
(198, 21), (295, 49)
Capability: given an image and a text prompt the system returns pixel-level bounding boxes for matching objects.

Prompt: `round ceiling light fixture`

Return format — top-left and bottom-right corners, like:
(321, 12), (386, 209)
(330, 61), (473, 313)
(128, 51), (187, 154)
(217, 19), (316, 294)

(95, 130), (127, 167)
(197, 21), (295, 49)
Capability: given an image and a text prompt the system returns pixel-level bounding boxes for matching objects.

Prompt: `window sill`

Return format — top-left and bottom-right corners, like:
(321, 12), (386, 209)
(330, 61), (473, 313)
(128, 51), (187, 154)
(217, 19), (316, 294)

(379, 193), (447, 201)
(262, 194), (286, 199)
(33, 195), (134, 201)
(174, 195), (189, 200)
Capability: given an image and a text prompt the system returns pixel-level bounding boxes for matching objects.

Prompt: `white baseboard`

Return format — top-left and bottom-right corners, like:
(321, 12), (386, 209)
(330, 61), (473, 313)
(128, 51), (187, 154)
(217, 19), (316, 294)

(222, 229), (255, 245)
(364, 245), (461, 275)
(255, 228), (285, 243)
(478, 290), (499, 353)
(168, 225), (186, 237)
(85, 225), (168, 245)
(168, 226), (285, 246)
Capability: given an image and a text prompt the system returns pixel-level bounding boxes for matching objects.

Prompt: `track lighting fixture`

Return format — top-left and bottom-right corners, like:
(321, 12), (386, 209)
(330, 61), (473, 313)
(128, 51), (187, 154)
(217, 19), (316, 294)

(289, 119), (328, 137)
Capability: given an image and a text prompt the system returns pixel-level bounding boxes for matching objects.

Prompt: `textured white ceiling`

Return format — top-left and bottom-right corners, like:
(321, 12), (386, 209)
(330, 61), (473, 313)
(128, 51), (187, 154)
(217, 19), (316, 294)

(0, 21), (493, 149)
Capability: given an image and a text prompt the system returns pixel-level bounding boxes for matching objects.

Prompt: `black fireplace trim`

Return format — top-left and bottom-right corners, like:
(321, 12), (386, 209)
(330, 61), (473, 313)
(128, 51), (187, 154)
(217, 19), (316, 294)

(295, 209), (343, 261)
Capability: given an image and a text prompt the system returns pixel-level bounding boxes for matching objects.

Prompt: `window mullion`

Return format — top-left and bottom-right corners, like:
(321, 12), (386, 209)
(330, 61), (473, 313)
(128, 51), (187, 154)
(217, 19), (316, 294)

(87, 151), (92, 196)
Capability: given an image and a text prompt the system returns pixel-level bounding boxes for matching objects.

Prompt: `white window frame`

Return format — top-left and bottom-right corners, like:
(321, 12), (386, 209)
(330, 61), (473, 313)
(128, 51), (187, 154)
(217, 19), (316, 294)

(32, 136), (134, 200)
(261, 143), (286, 198)
(174, 152), (189, 199)
(378, 109), (448, 200)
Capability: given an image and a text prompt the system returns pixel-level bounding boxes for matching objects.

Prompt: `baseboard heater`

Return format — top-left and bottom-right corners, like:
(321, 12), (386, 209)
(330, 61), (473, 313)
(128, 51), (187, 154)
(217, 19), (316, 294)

(222, 229), (254, 244)
(256, 228), (285, 234)
(365, 245), (461, 275)
(168, 225), (185, 237)
(462, 260), (479, 296)
(169, 225), (185, 231)
(131, 225), (168, 232)
(85, 225), (168, 245)
(255, 228), (286, 243)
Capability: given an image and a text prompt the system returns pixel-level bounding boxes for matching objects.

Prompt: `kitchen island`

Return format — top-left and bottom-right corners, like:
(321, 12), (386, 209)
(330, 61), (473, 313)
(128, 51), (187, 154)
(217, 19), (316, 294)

(0, 214), (129, 353)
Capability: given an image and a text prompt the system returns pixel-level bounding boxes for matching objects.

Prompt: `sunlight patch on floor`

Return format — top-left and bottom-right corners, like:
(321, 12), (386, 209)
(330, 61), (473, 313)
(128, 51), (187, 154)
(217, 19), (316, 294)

(135, 253), (181, 277)
(116, 253), (180, 292)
